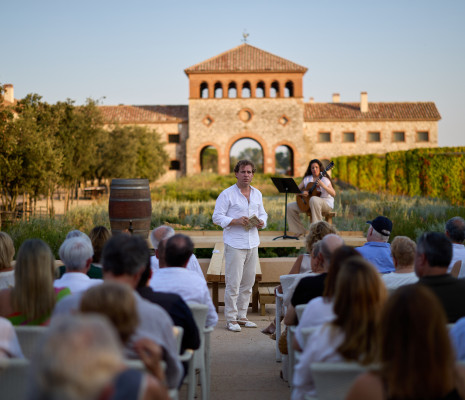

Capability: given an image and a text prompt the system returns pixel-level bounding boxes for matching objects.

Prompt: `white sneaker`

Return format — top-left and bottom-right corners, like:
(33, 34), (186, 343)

(227, 322), (241, 332)
(237, 318), (258, 328)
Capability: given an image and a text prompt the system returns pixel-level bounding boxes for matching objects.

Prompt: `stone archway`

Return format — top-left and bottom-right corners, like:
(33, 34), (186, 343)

(200, 145), (218, 173)
(275, 145), (294, 176)
(229, 138), (264, 173)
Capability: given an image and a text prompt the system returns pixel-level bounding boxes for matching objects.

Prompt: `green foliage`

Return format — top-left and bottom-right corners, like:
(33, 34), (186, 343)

(200, 147), (218, 173)
(333, 147), (465, 205)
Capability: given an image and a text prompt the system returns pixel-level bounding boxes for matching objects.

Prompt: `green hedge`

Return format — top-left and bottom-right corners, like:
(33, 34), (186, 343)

(332, 147), (465, 205)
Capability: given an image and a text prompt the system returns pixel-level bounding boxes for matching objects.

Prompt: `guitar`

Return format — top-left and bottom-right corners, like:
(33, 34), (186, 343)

(296, 161), (334, 213)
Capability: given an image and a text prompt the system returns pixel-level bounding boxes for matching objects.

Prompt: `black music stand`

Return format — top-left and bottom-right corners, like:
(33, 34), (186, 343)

(271, 177), (301, 240)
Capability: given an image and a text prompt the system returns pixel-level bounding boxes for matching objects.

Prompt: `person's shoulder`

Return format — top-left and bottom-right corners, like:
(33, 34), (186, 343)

(136, 293), (172, 320)
(346, 371), (384, 400)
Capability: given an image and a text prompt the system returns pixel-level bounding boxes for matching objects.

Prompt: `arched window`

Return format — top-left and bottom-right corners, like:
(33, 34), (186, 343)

(214, 82), (223, 98)
(200, 146), (218, 173)
(241, 82), (251, 98)
(228, 82), (237, 98)
(229, 138), (264, 173)
(270, 81), (280, 98)
(256, 81), (265, 98)
(275, 145), (294, 176)
(284, 81), (294, 98)
(200, 82), (209, 98)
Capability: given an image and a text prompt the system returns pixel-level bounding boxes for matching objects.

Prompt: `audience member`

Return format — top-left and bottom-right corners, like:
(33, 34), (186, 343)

(150, 234), (218, 328)
(347, 284), (465, 400)
(0, 316), (23, 358)
(0, 239), (70, 325)
(52, 233), (182, 389)
(284, 234), (344, 326)
(415, 232), (465, 323)
(58, 230), (103, 279)
(27, 314), (168, 400)
(89, 225), (111, 266)
(451, 317), (465, 361)
(446, 217), (465, 273)
(356, 216), (395, 273)
(0, 231), (15, 289)
(294, 246), (360, 350)
(54, 236), (102, 293)
(136, 257), (200, 353)
(382, 236), (418, 290)
(149, 225), (204, 279)
(292, 256), (387, 399)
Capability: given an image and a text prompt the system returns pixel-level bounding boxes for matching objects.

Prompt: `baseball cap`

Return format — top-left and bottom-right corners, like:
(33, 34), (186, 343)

(367, 216), (393, 237)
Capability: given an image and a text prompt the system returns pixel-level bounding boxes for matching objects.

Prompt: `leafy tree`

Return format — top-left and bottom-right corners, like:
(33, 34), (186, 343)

(201, 146), (218, 173)
(230, 147), (264, 172)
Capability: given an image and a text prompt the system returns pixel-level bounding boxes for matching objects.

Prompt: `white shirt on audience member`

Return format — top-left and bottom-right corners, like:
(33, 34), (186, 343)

(0, 317), (24, 358)
(382, 271), (418, 290)
(150, 254), (204, 280)
(53, 272), (102, 294)
(448, 243), (465, 273)
(150, 267), (218, 328)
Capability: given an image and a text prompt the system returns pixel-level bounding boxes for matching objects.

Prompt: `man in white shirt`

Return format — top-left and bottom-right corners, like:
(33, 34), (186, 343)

(54, 237), (102, 293)
(150, 234), (218, 328)
(149, 225), (205, 280)
(212, 160), (268, 332)
(445, 216), (465, 273)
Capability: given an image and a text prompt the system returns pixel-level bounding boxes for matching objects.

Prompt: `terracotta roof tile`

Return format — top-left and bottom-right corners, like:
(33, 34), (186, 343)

(184, 43), (307, 74)
(304, 102), (441, 121)
(99, 105), (188, 124)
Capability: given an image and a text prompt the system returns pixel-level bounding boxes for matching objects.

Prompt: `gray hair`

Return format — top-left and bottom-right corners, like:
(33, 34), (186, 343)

(150, 225), (175, 250)
(320, 234), (344, 266)
(371, 227), (389, 243)
(28, 314), (123, 400)
(59, 237), (94, 272)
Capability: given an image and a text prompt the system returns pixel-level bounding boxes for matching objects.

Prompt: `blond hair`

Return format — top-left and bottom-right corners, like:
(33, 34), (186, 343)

(11, 239), (56, 321)
(390, 236), (416, 267)
(0, 232), (15, 270)
(305, 221), (337, 253)
(80, 282), (139, 344)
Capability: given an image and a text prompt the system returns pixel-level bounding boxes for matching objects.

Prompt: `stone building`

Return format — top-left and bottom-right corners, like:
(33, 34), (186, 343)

(100, 43), (441, 181)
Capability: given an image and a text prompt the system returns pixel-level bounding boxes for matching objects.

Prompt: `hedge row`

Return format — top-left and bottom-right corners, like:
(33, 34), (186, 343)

(332, 147), (465, 205)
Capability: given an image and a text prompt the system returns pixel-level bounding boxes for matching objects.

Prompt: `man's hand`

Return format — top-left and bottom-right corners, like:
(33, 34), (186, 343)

(231, 216), (249, 227)
(257, 219), (265, 229)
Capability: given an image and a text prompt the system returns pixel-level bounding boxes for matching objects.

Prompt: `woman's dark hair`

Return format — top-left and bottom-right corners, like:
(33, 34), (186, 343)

(303, 159), (332, 184)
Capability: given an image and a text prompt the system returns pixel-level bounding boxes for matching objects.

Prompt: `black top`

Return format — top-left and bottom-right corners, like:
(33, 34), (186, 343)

(418, 274), (465, 323)
(136, 286), (200, 353)
(291, 273), (328, 308)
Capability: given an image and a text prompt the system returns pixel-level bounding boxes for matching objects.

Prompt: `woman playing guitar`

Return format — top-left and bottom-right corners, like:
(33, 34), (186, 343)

(287, 159), (336, 237)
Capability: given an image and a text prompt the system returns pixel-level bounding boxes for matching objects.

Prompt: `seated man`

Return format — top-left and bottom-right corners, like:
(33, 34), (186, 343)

(415, 231), (465, 323)
(54, 236), (103, 293)
(150, 234), (218, 328)
(382, 236), (418, 290)
(52, 234), (182, 389)
(445, 216), (465, 273)
(356, 216), (395, 273)
(149, 225), (205, 280)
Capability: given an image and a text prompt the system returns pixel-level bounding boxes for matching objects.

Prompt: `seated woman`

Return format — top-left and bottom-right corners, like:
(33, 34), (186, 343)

(261, 221), (336, 335)
(0, 316), (24, 358)
(80, 281), (166, 384)
(28, 314), (168, 400)
(347, 284), (465, 400)
(293, 246), (360, 351)
(291, 256), (387, 400)
(382, 235), (418, 290)
(0, 231), (15, 289)
(0, 239), (70, 325)
(89, 225), (111, 267)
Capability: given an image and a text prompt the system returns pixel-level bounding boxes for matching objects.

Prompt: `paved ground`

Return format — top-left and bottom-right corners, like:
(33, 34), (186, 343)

(208, 306), (290, 400)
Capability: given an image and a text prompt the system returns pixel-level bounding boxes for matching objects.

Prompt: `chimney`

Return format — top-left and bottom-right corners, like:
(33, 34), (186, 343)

(3, 84), (14, 103)
(360, 91), (368, 113)
(309, 97), (314, 104)
(332, 93), (340, 103)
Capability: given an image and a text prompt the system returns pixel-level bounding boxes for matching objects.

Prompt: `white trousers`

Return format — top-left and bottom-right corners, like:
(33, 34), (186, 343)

(224, 244), (258, 322)
(287, 199), (332, 234)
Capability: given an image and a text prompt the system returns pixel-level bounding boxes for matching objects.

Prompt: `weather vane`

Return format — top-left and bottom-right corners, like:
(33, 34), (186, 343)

(242, 30), (249, 43)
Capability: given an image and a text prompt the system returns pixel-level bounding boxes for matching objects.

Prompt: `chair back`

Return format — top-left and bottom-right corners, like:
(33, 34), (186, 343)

(15, 326), (48, 359)
(173, 326), (184, 355)
(0, 358), (31, 400)
(295, 304), (306, 321)
(310, 362), (371, 400)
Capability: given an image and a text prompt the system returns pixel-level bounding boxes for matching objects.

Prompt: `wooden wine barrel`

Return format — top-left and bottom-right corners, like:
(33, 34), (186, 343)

(109, 179), (152, 238)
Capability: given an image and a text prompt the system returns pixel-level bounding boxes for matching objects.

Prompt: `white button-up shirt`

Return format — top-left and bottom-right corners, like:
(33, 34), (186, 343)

(212, 184), (267, 249)
(150, 254), (205, 280)
(53, 272), (102, 294)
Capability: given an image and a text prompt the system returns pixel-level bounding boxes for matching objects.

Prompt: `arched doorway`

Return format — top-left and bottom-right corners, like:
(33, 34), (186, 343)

(275, 145), (294, 175)
(200, 146), (218, 173)
(229, 138), (264, 173)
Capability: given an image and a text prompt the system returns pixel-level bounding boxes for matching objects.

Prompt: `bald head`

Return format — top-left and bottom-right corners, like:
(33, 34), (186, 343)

(320, 234), (344, 270)
(150, 225), (175, 250)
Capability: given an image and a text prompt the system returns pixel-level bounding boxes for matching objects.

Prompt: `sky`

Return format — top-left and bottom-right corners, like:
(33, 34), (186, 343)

(1, 0), (464, 147)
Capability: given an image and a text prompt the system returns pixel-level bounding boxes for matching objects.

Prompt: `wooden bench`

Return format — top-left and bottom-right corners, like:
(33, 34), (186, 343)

(305, 210), (336, 225)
